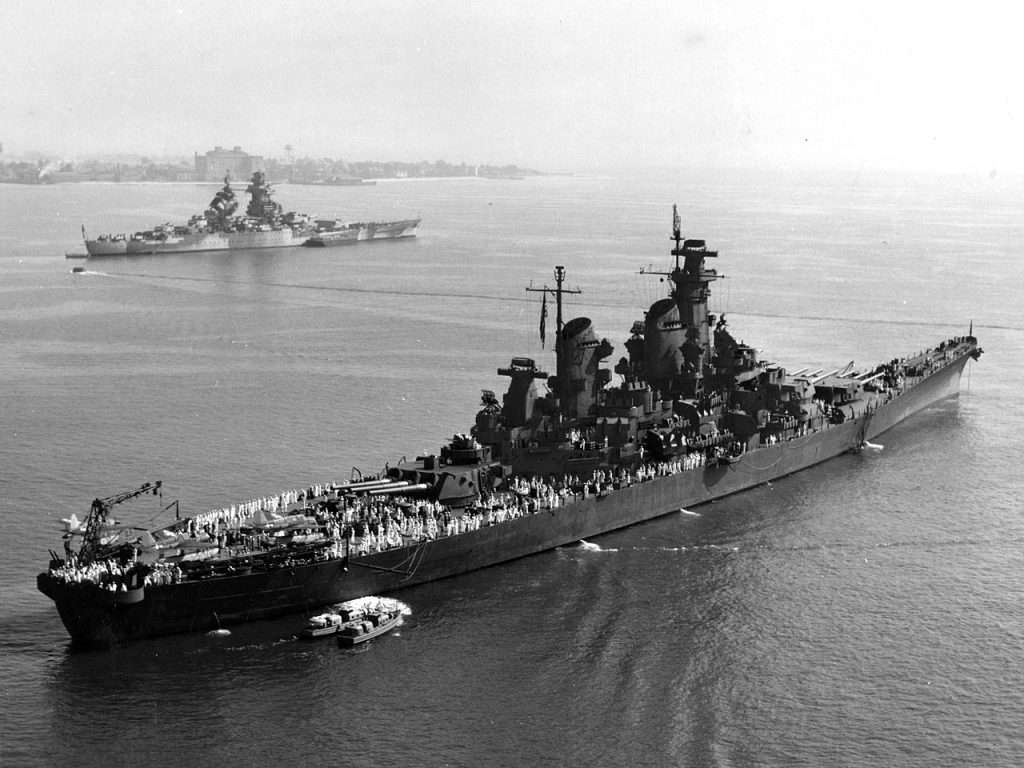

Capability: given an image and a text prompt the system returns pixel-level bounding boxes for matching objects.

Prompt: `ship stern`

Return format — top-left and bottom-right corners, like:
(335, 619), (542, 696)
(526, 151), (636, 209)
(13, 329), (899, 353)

(37, 572), (127, 648)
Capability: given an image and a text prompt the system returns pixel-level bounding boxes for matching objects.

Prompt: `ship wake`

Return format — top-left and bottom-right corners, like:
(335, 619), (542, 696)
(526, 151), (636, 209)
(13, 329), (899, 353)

(570, 541), (739, 554)
(573, 540), (619, 552)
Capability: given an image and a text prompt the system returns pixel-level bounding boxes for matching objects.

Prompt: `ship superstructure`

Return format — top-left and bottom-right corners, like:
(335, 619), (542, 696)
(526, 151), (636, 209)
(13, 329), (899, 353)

(42, 206), (981, 647)
(474, 206), (860, 477)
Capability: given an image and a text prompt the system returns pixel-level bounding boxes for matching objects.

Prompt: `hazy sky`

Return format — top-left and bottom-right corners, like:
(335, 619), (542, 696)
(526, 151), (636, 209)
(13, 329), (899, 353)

(3, 1), (1020, 173)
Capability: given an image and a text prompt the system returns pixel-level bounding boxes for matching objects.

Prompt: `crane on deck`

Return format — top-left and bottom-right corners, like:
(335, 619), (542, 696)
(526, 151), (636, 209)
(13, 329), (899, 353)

(78, 481), (162, 565)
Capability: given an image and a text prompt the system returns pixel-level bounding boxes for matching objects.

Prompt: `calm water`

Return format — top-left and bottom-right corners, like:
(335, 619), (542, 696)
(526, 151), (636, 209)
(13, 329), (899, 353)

(1, 170), (1021, 767)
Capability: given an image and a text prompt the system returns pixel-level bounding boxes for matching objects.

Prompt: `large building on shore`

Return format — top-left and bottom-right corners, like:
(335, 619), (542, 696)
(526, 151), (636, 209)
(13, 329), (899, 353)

(194, 146), (264, 182)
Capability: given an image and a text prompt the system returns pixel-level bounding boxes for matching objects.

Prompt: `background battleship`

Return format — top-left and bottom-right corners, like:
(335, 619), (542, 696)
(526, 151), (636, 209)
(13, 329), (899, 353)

(82, 172), (419, 256)
(38, 206), (981, 647)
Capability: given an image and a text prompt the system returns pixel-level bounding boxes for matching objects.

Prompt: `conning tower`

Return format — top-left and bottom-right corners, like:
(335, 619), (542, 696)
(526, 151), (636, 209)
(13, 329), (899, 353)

(246, 171), (283, 221)
(205, 176), (238, 230)
(646, 206), (722, 398)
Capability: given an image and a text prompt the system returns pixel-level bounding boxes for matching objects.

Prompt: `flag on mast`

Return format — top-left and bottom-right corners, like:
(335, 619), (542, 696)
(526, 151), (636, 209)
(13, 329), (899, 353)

(539, 291), (548, 348)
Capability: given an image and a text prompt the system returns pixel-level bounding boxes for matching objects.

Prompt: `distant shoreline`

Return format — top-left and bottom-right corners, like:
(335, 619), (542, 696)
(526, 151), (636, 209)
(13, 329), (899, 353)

(0, 174), (543, 187)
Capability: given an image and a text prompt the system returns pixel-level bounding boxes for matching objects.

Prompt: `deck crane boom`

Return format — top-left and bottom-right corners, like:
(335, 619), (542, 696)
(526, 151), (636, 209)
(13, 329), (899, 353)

(78, 481), (162, 564)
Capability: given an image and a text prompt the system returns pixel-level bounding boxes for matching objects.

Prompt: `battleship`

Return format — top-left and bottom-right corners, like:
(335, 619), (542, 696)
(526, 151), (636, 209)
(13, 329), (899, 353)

(39, 206), (982, 647)
(81, 172), (419, 256)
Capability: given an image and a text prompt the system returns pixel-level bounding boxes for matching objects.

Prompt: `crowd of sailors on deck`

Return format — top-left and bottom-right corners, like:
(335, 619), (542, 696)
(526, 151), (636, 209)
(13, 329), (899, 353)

(48, 553), (145, 593)
(48, 449), (734, 589)
(51, 403), (886, 591)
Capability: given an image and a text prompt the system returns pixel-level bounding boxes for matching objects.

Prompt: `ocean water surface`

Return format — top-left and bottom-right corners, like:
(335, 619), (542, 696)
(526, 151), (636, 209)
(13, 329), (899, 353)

(1, 169), (1021, 767)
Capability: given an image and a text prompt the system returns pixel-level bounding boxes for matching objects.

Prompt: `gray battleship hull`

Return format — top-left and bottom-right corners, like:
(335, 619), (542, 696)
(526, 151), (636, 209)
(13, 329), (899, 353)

(83, 239), (128, 256)
(36, 349), (972, 648)
(123, 229), (306, 254)
(303, 219), (420, 247)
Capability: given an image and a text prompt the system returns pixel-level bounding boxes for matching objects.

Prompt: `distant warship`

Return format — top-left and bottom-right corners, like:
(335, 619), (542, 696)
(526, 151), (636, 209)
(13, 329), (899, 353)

(41, 206), (981, 647)
(82, 172), (419, 256)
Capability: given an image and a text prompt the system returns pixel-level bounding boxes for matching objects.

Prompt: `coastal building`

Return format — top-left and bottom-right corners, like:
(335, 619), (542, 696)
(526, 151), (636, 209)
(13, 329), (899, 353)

(194, 146), (265, 182)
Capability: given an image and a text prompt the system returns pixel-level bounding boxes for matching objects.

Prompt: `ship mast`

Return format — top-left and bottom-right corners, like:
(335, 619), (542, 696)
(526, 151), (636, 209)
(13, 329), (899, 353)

(671, 204), (684, 271)
(526, 265), (581, 409)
